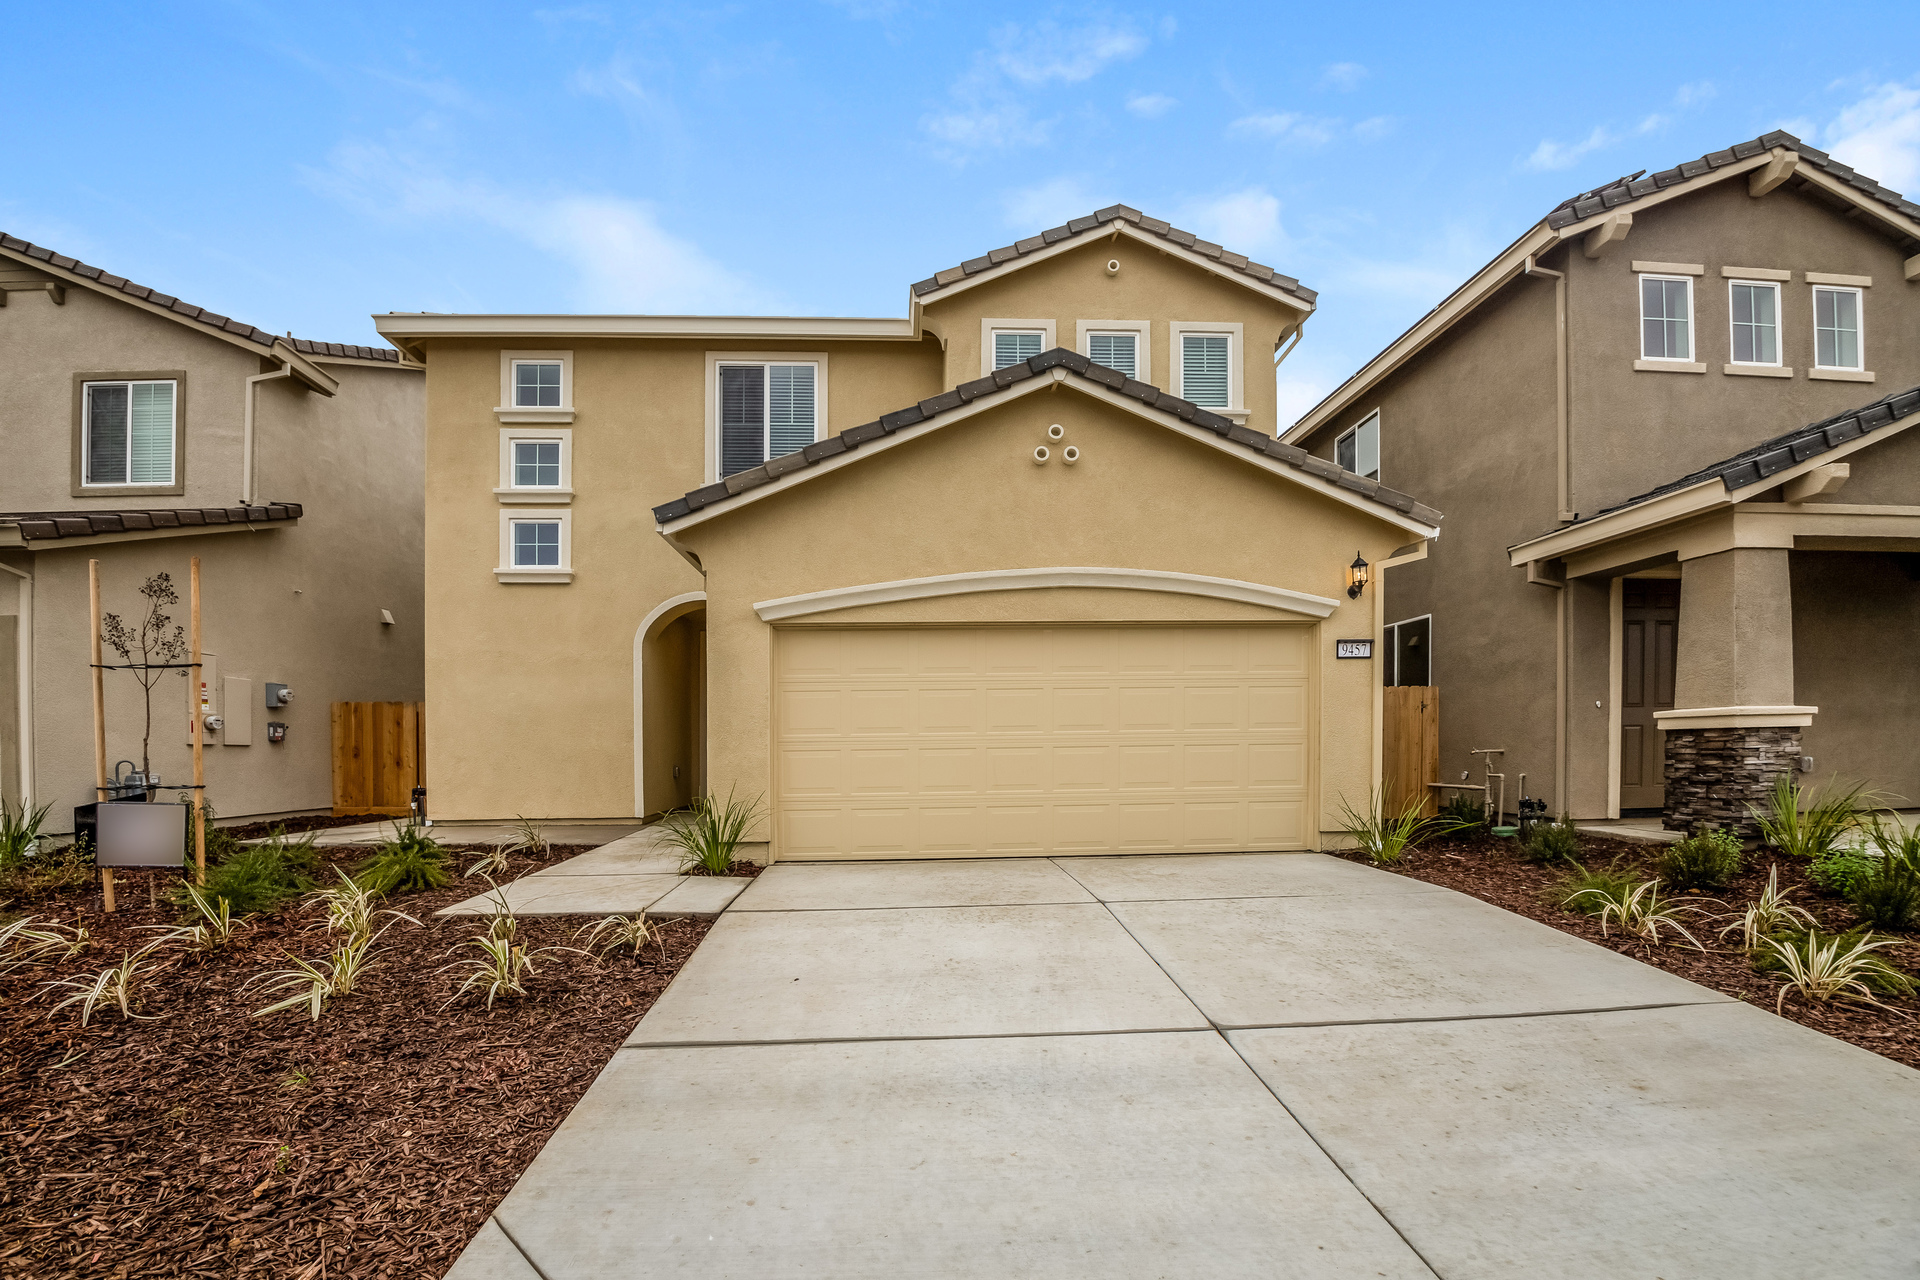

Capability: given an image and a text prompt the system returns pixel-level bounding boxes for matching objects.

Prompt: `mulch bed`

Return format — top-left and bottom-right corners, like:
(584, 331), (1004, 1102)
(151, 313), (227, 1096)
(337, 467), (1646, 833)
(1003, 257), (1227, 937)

(0, 845), (711, 1279)
(213, 815), (394, 843)
(1336, 831), (1920, 1070)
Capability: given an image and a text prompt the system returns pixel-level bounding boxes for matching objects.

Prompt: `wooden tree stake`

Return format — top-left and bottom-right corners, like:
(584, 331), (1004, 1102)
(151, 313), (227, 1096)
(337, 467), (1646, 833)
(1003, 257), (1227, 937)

(191, 556), (205, 885)
(89, 559), (114, 913)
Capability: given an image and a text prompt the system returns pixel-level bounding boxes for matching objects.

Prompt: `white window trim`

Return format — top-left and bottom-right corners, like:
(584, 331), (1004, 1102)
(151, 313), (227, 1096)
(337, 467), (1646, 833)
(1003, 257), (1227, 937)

(1384, 613), (1433, 688)
(703, 351), (829, 484)
(495, 428), (573, 504)
(1637, 273), (1696, 364)
(1074, 319), (1151, 384)
(980, 319), (1056, 377)
(1810, 284), (1868, 374)
(81, 378), (178, 488)
(497, 350), (574, 423)
(1168, 320), (1246, 425)
(1336, 411), (1381, 482)
(1726, 279), (1785, 369)
(496, 508), (573, 583)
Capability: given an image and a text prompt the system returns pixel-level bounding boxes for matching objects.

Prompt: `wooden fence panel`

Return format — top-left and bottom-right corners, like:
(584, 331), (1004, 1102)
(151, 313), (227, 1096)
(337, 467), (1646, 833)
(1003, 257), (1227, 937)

(332, 702), (425, 815)
(1383, 686), (1439, 818)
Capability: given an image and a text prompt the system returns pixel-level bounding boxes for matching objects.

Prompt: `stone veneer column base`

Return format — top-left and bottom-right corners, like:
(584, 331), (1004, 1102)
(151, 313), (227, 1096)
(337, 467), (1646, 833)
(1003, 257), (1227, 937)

(1663, 727), (1802, 839)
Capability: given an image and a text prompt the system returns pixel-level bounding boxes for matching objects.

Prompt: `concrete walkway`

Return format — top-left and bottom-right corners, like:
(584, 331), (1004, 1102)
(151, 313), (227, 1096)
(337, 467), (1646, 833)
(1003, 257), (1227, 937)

(438, 827), (754, 919)
(445, 853), (1920, 1279)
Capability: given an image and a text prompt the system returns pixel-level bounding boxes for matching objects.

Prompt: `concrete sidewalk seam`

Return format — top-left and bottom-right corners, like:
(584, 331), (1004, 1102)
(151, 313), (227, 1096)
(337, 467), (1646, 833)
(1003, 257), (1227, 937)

(621, 1025), (1219, 1051)
(490, 1215), (558, 1280)
(1210, 997), (1738, 1031)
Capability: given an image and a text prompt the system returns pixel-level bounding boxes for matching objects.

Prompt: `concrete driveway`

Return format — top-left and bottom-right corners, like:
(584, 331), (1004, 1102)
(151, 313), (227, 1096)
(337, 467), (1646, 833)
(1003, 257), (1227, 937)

(446, 853), (1920, 1279)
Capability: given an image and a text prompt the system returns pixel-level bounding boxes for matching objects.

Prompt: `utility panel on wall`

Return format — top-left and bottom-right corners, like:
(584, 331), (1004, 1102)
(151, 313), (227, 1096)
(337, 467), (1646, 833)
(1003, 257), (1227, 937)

(223, 677), (253, 746)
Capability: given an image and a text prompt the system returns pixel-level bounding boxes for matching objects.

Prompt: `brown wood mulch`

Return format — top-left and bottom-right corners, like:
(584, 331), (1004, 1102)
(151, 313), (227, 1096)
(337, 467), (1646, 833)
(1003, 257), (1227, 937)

(0, 846), (711, 1279)
(1336, 831), (1920, 1070)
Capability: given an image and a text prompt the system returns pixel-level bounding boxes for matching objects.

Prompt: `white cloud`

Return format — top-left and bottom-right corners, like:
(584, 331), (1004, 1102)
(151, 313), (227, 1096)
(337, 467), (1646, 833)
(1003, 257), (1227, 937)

(1675, 80), (1716, 107)
(1274, 372), (1334, 429)
(1000, 176), (1112, 230)
(926, 103), (1043, 151)
(1321, 62), (1367, 91)
(993, 20), (1146, 85)
(1823, 80), (1920, 193)
(304, 142), (764, 312)
(1636, 113), (1668, 135)
(1524, 126), (1616, 172)
(1230, 112), (1339, 146)
(1126, 92), (1176, 118)
(1354, 116), (1394, 141)
(1177, 188), (1286, 255)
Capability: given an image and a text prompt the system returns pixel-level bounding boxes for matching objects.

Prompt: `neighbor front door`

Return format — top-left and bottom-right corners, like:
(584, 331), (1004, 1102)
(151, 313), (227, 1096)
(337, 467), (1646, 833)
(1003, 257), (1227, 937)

(1619, 578), (1679, 811)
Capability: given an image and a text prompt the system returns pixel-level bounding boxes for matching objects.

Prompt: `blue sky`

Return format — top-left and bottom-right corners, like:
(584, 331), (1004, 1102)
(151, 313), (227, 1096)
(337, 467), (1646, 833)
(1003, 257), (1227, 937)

(6, 1), (1916, 422)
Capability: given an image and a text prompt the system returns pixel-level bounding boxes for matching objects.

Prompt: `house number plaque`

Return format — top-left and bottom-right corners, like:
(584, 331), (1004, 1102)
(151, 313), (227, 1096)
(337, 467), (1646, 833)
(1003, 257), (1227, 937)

(1335, 639), (1373, 659)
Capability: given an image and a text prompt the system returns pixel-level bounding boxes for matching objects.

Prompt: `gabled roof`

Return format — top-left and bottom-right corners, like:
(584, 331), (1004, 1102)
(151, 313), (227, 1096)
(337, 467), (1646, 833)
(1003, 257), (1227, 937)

(0, 233), (408, 369)
(1284, 131), (1920, 444)
(0, 503), (303, 545)
(910, 205), (1317, 310)
(651, 347), (1439, 533)
(1587, 384), (1920, 521)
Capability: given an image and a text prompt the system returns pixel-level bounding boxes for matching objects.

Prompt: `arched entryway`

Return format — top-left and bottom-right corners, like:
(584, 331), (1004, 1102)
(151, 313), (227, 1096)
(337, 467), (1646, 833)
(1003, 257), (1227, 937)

(633, 592), (706, 818)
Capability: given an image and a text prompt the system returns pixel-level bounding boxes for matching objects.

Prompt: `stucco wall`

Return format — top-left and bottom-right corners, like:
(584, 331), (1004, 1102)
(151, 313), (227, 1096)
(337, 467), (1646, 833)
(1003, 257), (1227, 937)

(921, 238), (1304, 434)
(420, 335), (942, 822)
(1793, 550), (1920, 801)
(673, 385), (1414, 853)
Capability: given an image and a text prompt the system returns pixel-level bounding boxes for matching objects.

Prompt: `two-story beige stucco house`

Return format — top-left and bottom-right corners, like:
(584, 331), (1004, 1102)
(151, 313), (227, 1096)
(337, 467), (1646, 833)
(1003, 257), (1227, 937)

(1285, 132), (1920, 835)
(378, 208), (1443, 859)
(0, 235), (425, 831)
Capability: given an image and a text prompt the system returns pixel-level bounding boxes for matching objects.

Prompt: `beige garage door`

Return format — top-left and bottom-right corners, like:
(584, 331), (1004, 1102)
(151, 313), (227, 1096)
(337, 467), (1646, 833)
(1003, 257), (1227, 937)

(773, 625), (1313, 859)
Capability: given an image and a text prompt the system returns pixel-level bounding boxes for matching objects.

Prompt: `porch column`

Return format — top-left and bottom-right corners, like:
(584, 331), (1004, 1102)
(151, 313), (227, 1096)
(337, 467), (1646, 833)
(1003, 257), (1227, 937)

(1658, 548), (1815, 836)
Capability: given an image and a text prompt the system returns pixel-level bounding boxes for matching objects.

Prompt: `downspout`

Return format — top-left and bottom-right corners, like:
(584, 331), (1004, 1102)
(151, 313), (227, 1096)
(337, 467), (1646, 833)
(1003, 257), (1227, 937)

(1524, 253), (1572, 815)
(243, 362), (294, 505)
(0, 561), (32, 809)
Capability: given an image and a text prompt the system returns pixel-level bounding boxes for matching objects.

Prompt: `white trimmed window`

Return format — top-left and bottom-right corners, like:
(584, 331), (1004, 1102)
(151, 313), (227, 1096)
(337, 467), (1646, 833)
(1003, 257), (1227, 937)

(496, 509), (572, 583)
(513, 360), (563, 408)
(1336, 412), (1380, 481)
(496, 350), (573, 422)
(514, 440), (561, 487)
(1181, 335), (1230, 405)
(83, 380), (176, 486)
(1087, 332), (1138, 378)
(1728, 281), (1781, 365)
(718, 362), (817, 477)
(993, 330), (1045, 369)
(495, 429), (573, 502)
(1639, 275), (1693, 361)
(1383, 615), (1431, 687)
(1814, 286), (1864, 371)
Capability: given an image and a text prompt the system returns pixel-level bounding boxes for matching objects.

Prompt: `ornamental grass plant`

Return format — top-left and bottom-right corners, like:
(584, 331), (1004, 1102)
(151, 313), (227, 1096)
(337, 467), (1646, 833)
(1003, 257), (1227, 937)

(663, 789), (764, 875)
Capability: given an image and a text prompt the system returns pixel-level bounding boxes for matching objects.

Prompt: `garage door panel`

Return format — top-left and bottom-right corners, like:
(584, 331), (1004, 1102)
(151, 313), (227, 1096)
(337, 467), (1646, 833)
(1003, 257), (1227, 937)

(775, 626), (1313, 857)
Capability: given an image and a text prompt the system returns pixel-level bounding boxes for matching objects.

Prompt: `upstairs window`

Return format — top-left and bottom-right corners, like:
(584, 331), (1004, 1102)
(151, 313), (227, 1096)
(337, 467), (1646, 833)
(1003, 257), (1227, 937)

(1336, 412), (1380, 481)
(993, 330), (1045, 369)
(513, 360), (563, 408)
(1181, 334), (1230, 406)
(513, 440), (562, 487)
(511, 519), (561, 567)
(1639, 275), (1692, 361)
(1728, 281), (1780, 365)
(83, 380), (176, 486)
(719, 362), (817, 477)
(1814, 287), (1863, 370)
(1087, 332), (1138, 379)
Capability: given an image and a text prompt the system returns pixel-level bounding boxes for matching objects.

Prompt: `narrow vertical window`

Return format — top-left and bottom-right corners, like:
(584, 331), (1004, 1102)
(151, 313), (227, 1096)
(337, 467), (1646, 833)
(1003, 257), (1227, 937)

(993, 331), (1044, 369)
(1729, 281), (1780, 365)
(83, 380), (176, 486)
(1814, 287), (1862, 370)
(1181, 334), (1230, 406)
(1336, 413), (1380, 481)
(1088, 332), (1137, 378)
(718, 362), (819, 477)
(1639, 276), (1692, 361)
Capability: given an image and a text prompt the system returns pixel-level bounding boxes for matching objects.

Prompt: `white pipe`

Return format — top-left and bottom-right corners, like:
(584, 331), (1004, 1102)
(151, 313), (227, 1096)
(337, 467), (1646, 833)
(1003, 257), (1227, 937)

(243, 363), (294, 504)
(0, 561), (32, 809)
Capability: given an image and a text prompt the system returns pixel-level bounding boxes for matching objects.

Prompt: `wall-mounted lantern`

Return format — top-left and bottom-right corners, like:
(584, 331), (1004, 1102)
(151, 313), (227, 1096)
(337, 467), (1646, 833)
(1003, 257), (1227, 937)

(1346, 552), (1370, 599)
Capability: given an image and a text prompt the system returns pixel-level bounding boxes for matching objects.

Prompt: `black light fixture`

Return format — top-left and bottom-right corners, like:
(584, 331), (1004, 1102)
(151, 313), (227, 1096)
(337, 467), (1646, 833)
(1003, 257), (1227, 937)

(1346, 551), (1370, 599)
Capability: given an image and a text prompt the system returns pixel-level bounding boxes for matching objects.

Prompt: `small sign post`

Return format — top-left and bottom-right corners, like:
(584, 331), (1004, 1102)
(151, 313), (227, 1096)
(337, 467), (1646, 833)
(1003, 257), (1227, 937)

(190, 556), (205, 886)
(88, 559), (113, 912)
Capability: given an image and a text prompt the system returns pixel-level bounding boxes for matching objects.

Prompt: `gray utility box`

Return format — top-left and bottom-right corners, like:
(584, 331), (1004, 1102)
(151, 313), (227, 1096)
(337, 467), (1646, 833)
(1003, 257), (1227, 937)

(75, 800), (187, 868)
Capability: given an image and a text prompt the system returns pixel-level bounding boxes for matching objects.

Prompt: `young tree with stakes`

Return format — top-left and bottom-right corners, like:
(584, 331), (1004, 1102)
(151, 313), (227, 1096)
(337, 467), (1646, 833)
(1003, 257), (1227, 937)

(100, 572), (188, 779)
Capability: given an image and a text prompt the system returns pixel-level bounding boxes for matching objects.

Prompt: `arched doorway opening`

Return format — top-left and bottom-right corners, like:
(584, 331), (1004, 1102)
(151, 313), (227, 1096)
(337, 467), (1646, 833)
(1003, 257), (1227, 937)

(633, 592), (705, 818)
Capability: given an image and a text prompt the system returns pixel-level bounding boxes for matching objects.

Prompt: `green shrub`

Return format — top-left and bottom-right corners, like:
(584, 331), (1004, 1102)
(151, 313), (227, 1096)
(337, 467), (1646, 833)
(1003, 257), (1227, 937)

(1558, 861), (1639, 915)
(0, 797), (53, 871)
(353, 824), (451, 895)
(1809, 847), (1877, 897)
(663, 789), (764, 875)
(178, 832), (320, 915)
(1750, 774), (1869, 861)
(1521, 815), (1581, 865)
(1658, 826), (1743, 890)
(1850, 829), (1920, 931)
(1438, 793), (1485, 831)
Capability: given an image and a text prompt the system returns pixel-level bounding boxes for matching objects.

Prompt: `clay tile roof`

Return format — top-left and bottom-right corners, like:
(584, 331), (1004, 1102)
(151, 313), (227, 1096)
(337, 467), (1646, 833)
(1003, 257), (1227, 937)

(0, 504), (304, 543)
(651, 349), (1436, 528)
(0, 232), (405, 362)
(909, 205), (1318, 307)
(1544, 130), (1920, 231)
(1583, 385), (1920, 521)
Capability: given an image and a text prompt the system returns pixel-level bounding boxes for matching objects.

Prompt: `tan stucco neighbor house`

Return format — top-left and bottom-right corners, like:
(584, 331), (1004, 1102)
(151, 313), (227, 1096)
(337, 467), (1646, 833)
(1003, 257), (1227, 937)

(0, 235), (424, 832)
(1285, 131), (1920, 835)
(379, 208), (1442, 859)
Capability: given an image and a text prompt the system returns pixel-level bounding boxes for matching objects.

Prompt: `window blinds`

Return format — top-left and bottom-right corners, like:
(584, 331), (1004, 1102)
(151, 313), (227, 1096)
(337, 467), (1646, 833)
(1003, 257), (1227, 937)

(87, 384), (130, 484)
(1181, 335), (1229, 406)
(85, 381), (174, 485)
(994, 331), (1044, 369)
(769, 364), (816, 459)
(720, 363), (817, 477)
(1088, 333), (1136, 378)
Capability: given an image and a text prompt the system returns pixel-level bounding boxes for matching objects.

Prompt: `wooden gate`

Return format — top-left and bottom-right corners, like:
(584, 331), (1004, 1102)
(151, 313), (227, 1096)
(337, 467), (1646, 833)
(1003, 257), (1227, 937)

(1383, 686), (1439, 818)
(331, 702), (424, 816)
